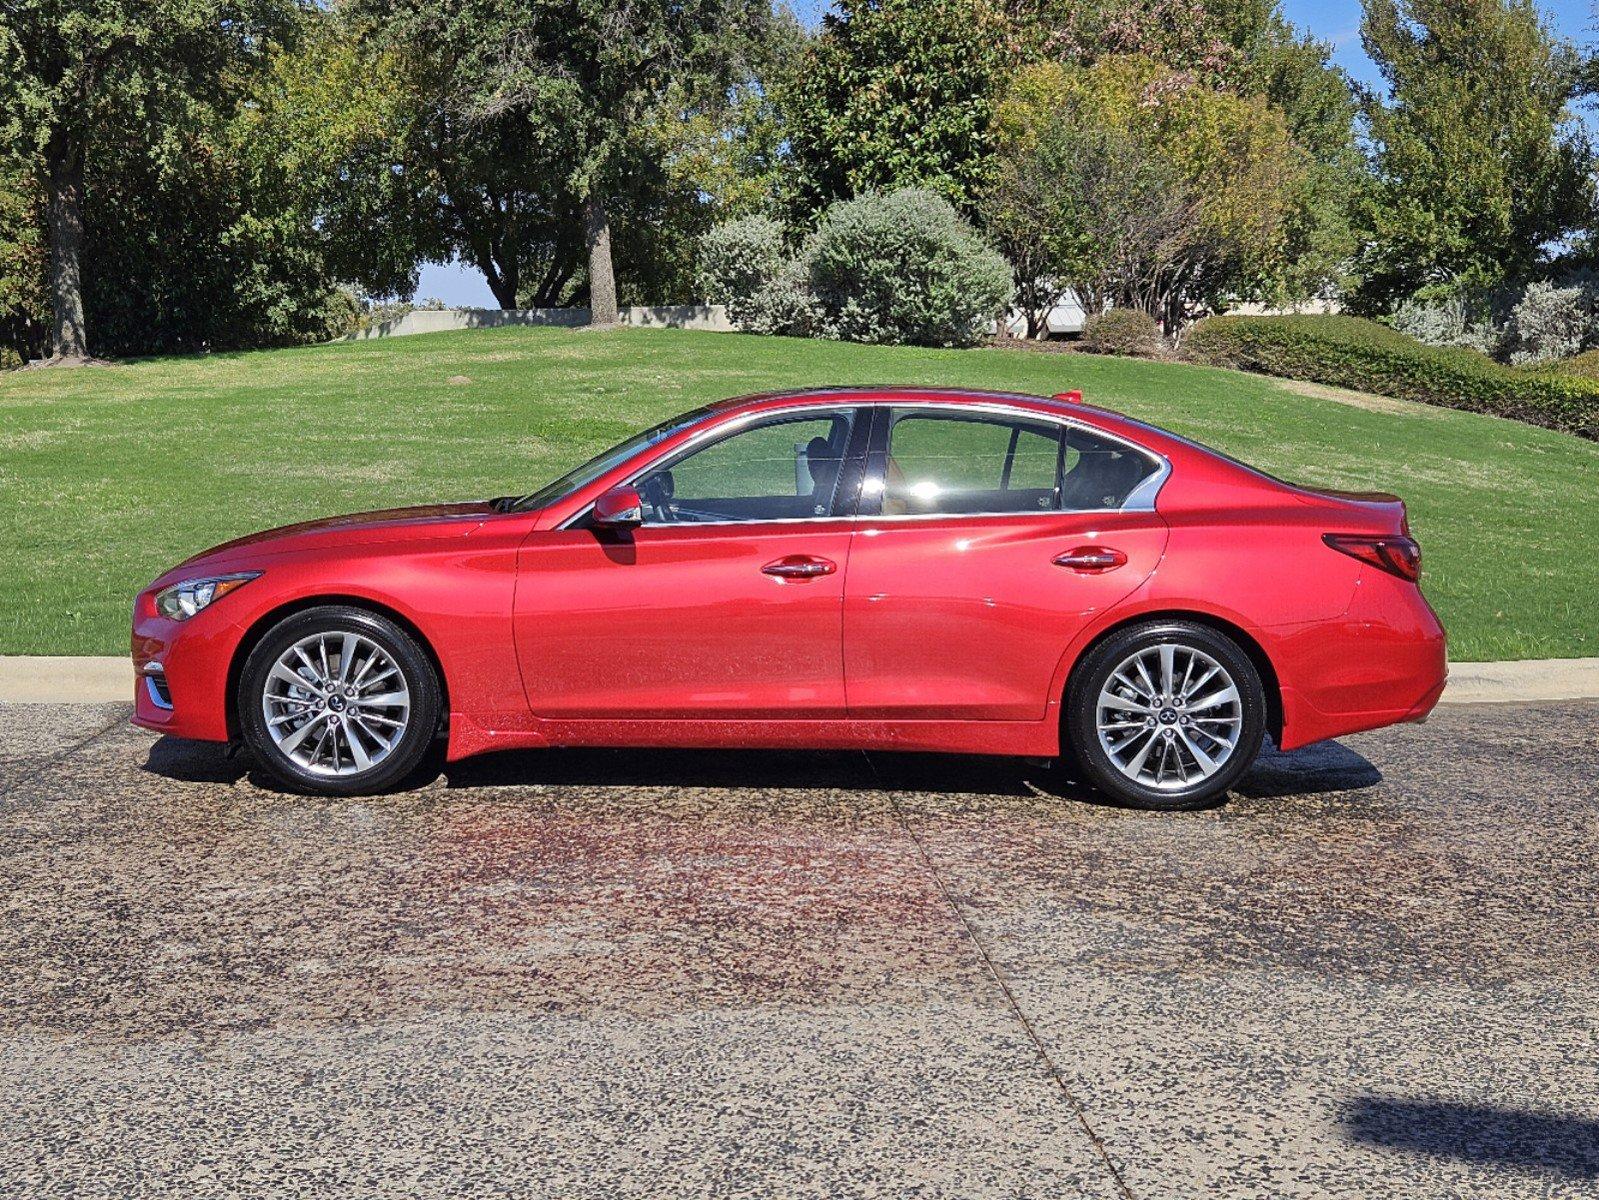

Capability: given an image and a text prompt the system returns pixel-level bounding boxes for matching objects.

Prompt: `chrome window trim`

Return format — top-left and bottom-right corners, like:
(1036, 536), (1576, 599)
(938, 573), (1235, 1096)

(557, 398), (1171, 530)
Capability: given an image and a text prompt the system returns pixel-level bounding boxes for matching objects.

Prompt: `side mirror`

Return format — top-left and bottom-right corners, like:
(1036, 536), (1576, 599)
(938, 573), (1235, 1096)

(592, 485), (644, 529)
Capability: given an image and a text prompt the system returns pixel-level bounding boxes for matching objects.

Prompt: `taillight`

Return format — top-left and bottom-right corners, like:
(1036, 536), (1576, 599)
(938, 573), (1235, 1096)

(1323, 533), (1422, 582)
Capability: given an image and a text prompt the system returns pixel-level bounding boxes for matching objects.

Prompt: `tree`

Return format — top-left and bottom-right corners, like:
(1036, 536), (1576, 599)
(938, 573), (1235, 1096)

(300, 3), (584, 310)
(986, 111), (1198, 336)
(784, 0), (1017, 219)
(647, 7), (805, 225)
(987, 57), (1301, 331)
(1007, 0), (1362, 308)
(352, 0), (769, 325)
(0, 162), (48, 364)
(1355, 0), (1594, 309)
(0, 0), (296, 362)
(1009, 0), (1253, 80)
(1249, 21), (1364, 304)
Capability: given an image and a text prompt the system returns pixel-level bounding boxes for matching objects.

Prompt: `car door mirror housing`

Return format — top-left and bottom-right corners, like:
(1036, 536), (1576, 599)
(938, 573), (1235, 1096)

(592, 485), (645, 528)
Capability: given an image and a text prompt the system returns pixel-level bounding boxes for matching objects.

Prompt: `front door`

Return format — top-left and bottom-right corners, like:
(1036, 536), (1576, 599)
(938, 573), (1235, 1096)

(515, 408), (865, 719)
(843, 406), (1169, 721)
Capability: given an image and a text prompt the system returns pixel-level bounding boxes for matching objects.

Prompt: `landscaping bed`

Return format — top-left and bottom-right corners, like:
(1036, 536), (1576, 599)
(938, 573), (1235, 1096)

(1185, 315), (1599, 440)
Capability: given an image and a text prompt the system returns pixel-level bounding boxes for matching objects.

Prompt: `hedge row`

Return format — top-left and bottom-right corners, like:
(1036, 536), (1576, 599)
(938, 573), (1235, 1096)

(1184, 315), (1599, 441)
(1556, 348), (1599, 381)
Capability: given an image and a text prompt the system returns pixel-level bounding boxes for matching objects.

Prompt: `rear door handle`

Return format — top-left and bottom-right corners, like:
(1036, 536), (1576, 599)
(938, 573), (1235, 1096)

(1053, 546), (1128, 573)
(762, 554), (837, 579)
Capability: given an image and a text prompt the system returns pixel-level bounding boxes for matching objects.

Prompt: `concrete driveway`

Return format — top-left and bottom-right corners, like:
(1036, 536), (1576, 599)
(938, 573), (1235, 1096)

(1, 700), (1595, 1198)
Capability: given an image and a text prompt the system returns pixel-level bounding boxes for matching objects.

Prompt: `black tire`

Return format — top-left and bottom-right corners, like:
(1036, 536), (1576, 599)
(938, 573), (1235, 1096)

(238, 605), (442, 796)
(1065, 619), (1266, 811)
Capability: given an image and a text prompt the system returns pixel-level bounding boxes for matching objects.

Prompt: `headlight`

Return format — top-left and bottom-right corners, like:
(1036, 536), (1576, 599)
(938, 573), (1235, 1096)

(154, 572), (261, 621)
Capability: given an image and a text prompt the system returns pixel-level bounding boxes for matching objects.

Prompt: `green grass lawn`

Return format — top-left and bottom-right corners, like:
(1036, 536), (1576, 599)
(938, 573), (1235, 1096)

(3, 326), (1595, 660)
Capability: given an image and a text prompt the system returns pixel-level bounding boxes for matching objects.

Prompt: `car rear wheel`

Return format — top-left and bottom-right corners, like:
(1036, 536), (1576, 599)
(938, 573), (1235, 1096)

(238, 606), (442, 795)
(1065, 620), (1266, 811)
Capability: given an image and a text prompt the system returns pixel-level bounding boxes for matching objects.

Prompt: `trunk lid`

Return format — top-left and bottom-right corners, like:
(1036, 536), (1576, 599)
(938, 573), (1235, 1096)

(1295, 485), (1409, 534)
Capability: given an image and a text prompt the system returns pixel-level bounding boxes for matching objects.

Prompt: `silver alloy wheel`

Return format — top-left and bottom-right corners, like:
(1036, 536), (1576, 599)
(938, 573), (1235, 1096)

(1095, 642), (1243, 792)
(261, 631), (411, 777)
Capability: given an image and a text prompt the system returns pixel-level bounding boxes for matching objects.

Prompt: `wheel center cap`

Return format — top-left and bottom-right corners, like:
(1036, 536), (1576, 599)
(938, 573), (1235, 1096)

(1158, 708), (1178, 724)
(328, 695), (346, 712)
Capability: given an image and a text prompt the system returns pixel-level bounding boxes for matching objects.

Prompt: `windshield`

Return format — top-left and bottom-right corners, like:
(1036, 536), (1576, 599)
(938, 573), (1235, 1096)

(508, 405), (716, 512)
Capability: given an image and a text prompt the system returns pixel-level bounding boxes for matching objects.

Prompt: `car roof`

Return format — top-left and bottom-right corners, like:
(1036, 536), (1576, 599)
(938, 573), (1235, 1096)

(710, 385), (1182, 449)
(709, 386), (1106, 418)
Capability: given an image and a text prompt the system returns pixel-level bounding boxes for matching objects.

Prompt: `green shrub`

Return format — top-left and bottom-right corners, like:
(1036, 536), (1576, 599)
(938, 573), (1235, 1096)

(1387, 288), (1501, 356)
(697, 216), (787, 323)
(742, 257), (822, 338)
(1185, 314), (1598, 440)
(1506, 280), (1594, 366)
(0, 345), (21, 370)
(806, 188), (1013, 348)
(1080, 308), (1163, 357)
(1553, 348), (1599, 381)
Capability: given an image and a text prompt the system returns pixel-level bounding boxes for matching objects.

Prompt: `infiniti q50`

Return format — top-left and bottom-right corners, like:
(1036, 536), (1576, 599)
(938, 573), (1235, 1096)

(132, 388), (1446, 810)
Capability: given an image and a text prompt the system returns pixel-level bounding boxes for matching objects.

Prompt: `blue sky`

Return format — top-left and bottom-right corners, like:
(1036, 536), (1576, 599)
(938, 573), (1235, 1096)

(414, 0), (1595, 305)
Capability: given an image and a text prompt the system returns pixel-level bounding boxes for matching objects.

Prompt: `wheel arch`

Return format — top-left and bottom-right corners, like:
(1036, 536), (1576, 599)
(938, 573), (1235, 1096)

(1062, 609), (1284, 745)
(225, 594), (451, 741)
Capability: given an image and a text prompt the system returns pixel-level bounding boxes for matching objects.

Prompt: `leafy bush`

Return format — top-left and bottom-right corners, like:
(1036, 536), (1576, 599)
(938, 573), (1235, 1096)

(1505, 280), (1594, 366)
(1388, 289), (1501, 356)
(1080, 308), (1163, 357)
(739, 257), (821, 337)
(701, 191), (1014, 347)
(697, 216), (787, 323)
(1388, 273), (1599, 367)
(1554, 348), (1599, 380)
(1185, 314), (1599, 440)
(697, 217), (818, 337)
(805, 189), (1013, 347)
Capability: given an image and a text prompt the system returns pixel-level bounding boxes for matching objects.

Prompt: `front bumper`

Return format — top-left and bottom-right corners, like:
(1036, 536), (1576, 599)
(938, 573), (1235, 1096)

(130, 599), (243, 743)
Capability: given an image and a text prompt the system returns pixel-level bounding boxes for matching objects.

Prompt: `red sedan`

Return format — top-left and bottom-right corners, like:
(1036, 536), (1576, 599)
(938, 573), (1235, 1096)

(131, 387), (1446, 810)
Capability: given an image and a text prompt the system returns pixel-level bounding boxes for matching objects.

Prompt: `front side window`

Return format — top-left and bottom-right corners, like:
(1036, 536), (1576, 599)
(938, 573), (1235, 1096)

(632, 410), (858, 525)
(871, 408), (1157, 516)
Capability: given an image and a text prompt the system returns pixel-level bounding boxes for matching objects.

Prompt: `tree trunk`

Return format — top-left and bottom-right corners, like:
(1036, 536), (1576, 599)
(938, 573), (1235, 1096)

(45, 132), (88, 361)
(583, 192), (618, 327)
(484, 265), (519, 310)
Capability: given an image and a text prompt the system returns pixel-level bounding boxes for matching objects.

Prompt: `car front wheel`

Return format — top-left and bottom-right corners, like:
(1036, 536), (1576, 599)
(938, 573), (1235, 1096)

(238, 606), (442, 795)
(1065, 620), (1266, 811)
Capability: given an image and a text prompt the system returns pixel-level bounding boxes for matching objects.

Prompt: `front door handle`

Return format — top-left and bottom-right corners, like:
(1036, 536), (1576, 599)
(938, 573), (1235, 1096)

(1053, 546), (1128, 573)
(762, 554), (837, 579)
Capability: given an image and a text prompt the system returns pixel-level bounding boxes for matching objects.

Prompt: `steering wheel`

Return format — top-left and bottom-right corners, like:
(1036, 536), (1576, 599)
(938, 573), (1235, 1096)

(640, 470), (675, 522)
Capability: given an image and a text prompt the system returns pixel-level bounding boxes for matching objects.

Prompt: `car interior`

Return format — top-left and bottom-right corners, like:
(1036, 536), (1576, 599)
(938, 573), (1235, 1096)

(635, 413), (855, 524)
(876, 411), (1157, 516)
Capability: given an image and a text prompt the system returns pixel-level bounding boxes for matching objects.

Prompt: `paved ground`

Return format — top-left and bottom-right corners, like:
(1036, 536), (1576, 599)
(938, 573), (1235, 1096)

(11, 653), (1599, 704)
(1, 701), (1596, 1198)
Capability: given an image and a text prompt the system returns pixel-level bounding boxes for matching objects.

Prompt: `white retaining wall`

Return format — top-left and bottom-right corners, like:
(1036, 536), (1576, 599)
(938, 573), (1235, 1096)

(343, 304), (733, 340)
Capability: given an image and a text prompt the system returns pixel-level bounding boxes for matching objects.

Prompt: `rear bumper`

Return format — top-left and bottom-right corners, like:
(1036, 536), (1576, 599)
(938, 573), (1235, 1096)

(1275, 568), (1447, 750)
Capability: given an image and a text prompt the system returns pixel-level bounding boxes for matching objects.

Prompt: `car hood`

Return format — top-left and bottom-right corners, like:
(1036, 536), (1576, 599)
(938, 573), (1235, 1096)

(178, 501), (496, 568)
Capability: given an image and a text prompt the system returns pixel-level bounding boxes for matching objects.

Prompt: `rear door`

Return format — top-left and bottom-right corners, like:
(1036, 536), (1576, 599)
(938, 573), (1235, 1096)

(516, 407), (869, 719)
(843, 405), (1169, 721)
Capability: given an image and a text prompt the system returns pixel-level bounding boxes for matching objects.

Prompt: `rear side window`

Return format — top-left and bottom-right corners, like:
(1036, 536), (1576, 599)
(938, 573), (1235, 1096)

(872, 408), (1156, 516)
(1058, 428), (1159, 511)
